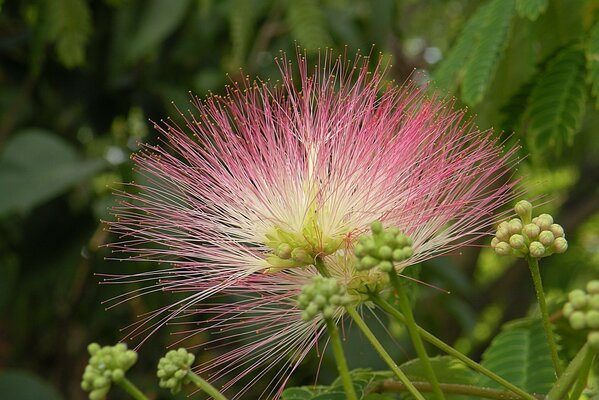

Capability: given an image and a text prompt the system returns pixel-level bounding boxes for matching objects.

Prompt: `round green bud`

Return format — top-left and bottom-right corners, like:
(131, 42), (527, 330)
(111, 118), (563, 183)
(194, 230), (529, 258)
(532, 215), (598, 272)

(88, 343), (101, 355)
(568, 289), (587, 309)
(538, 231), (555, 246)
(536, 214), (553, 230)
(298, 276), (350, 320)
(508, 219), (523, 235)
(514, 200), (533, 222)
(563, 302), (574, 318)
(509, 234), (526, 250)
(569, 311), (586, 330)
(586, 310), (599, 329)
(588, 331), (599, 350)
(589, 294), (599, 310)
(111, 369), (124, 382)
(587, 280), (599, 295)
(529, 241), (545, 258)
(276, 243), (292, 259)
(382, 232), (396, 246)
(291, 248), (312, 264)
(360, 255), (378, 270)
(354, 243), (365, 257)
(371, 221), (383, 234)
(494, 241), (511, 256)
(522, 223), (540, 240)
(491, 236), (500, 248)
(549, 224), (564, 238)
(378, 260), (393, 273)
(553, 237), (568, 254)
(378, 245), (393, 260)
(496, 222), (510, 241)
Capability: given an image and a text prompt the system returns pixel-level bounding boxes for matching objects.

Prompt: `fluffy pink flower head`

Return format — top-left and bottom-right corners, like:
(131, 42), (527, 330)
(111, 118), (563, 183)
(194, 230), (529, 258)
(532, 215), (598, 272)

(107, 51), (518, 398)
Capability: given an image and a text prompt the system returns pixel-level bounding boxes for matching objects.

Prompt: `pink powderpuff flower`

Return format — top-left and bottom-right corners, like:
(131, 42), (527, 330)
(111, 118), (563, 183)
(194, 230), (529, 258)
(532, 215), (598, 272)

(105, 50), (519, 398)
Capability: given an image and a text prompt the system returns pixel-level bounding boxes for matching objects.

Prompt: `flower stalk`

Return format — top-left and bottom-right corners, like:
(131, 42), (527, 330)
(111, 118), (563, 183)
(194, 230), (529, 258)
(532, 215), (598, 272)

(116, 378), (149, 400)
(187, 372), (229, 400)
(527, 257), (563, 377)
(325, 319), (358, 400)
(546, 343), (592, 400)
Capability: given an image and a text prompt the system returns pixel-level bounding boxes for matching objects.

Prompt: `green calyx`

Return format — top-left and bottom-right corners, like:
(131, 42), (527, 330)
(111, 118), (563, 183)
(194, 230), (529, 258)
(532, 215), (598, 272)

(298, 276), (352, 321)
(264, 225), (343, 273)
(354, 221), (413, 273)
(157, 348), (195, 394)
(81, 343), (138, 400)
(563, 281), (599, 350)
(492, 201), (567, 259)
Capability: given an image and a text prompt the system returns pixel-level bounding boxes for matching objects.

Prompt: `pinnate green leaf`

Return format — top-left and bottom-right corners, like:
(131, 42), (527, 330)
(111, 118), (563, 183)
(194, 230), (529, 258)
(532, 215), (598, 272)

(477, 318), (556, 394)
(516, 0), (548, 21)
(524, 48), (586, 151)
(461, 0), (515, 106)
(587, 20), (599, 109)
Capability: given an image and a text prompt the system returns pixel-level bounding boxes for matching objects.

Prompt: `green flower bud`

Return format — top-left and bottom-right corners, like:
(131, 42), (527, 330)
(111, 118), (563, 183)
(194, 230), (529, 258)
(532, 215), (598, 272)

(569, 311), (586, 330)
(494, 241), (511, 256)
(276, 243), (292, 259)
(568, 289), (587, 309)
(549, 224), (564, 238)
(507, 219), (522, 235)
(81, 343), (138, 400)
(587, 280), (599, 295)
(529, 241), (545, 258)
(378, 245), (393, 260)
(588, 331), (599, 350)
(535, 214), (553, 230)
(491, 237), (500, 248)
(586, 310), (599, 329)
(354, 221), (413, 272)
(514, 200), (533, 223)
(589, 294), (599, 310)
(298, 276), (351, 321)
(157, 348), (195, 394)
(538, 231), (554, 246)
(371, 220), (383, 234)
(509, 234), (526, 250)
(496, 222), (510, 241)
(378, 260), (393, 272)
(522, 223), (540, 240)
(553, 237), (568, 254)
(563, 302), (574, 318)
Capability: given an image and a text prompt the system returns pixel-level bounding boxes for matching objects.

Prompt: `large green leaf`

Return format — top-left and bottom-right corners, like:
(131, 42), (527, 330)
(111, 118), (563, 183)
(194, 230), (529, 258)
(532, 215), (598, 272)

(477, 319), (556, 395)
(516, 0), (548, 21)
(0, 129), (105, 216)
(46, 0), (92, 68)
(0, 371), (63, 400)
(461, 0), (515, 106)
(126, 0), (192, 62)
(587, 20), (599, 109)
(524, 48), (586, 151)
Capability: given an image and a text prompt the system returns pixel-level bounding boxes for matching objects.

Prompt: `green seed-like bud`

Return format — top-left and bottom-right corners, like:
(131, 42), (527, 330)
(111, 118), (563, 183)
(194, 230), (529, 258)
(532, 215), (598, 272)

(538, 231), (555, 246)
(587, 280), (599, 295)
(522, 223), (540, 240)
(496, 222), (510, 241)
(588, 331), (599, 350)
(509, 234), (526, 250)
(276, 243), (292, 259)
(508, 219), (523, 235)
(371, 221), (383, 234)
(355, 221), (413, 272)
(491, 237), (500, 248)
(549, 224), (564, 238)
(553, 237), (568, 254)
(81, 343), (138, 400)
(569, 289), (587, 309)
(563, 303), (574, 318)
(157, 348), (195, 395)
(536, 214), (553, 230)
(589, 294), (599, 310)
(586, 310), (599, 329)
(298, 276), (351, 321)
(529, 241), (545, 258)
(514, 200), (533, 223)
(378, 260), (393, 273)
(494, 241), (511, 256)
(570, 311), (586, 330)
(378, 245), (393, 260)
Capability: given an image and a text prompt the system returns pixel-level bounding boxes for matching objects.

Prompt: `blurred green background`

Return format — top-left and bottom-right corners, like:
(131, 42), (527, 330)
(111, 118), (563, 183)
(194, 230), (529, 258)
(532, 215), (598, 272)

(1, 0), (598, 398)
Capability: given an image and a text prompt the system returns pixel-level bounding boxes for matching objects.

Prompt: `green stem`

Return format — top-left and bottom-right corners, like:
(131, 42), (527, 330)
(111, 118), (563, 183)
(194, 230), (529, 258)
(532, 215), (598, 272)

(527, 257), (563, 377)
(314, 256), (332, 277)
(389, 271), (445, 400)
(325, 318), (358, 400)
(569, 348), (595, 400)
(116, 377), (149, 400)
(372, 380), (545, 400)
(345, 305), (426, 400)
(372, 295), (537, 400)
(187, 371), (229, 400)
(547, 343), (591, 400)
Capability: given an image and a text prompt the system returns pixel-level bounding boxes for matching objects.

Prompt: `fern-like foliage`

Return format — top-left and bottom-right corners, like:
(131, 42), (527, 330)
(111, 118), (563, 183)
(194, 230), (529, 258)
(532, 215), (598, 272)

(516, 0), (548, 21)
(286, 0), (331, 52)
(46, 0), (92, 68)
(587, 20), (599, 109)
(524, 48), (586, 151)
(477, 319), (556, 395)
(461, 0), (515, 106)
(228, 0), (255, 68)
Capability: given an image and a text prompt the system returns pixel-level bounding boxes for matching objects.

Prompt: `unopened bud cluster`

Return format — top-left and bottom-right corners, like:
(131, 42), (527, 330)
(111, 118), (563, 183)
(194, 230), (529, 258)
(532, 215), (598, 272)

(157, 348), (195, 394)
(354, 221), (413, 272)
(491, 200), (567, 258)
(563, 281), (599, 350)
(81, 343), (138, 400)
(298, 276), (352, 321)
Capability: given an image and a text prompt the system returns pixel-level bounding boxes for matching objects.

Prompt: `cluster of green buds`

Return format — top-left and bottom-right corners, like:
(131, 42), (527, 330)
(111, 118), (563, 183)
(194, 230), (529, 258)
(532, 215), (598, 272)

(81, 343), (138, 400)
(298, 276), (352, 321)
(354, 221), (413, 273)
(491, 200), (568, 258)
(157, 348), (195, 394)
(563, 281), (599, 350)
